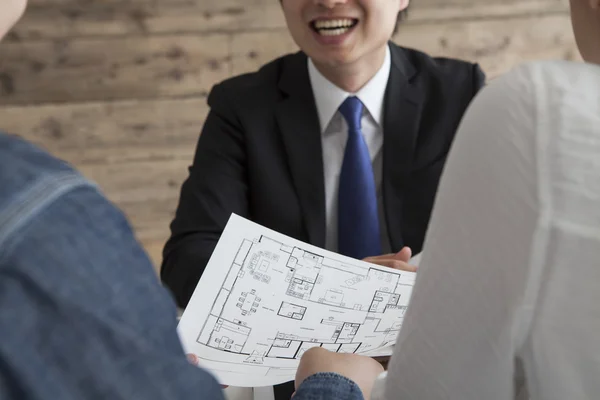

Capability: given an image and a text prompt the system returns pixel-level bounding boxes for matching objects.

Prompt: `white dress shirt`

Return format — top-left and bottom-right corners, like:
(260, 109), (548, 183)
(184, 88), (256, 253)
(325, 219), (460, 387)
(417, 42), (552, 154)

(372, 60), (600, 399)
(308, 46), (392, 255)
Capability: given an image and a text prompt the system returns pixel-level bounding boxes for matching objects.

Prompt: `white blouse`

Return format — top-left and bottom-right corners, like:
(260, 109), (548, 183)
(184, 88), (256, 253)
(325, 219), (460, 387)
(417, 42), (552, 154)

(373, 60), (600, 400)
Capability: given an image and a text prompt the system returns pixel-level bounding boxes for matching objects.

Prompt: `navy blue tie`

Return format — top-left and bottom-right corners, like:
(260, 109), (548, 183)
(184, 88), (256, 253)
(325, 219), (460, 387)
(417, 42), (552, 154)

(337, 96), (382, 259)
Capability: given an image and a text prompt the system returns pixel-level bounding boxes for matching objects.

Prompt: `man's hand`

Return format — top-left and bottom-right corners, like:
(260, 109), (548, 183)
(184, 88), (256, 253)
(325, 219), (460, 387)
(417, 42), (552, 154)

(363, 246), (417, 272)
(296, 347), (384, 400)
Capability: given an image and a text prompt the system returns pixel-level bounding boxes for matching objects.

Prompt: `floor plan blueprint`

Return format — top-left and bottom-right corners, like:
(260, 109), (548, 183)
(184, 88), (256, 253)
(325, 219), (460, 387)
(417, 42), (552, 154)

(177, 214), (416, 387)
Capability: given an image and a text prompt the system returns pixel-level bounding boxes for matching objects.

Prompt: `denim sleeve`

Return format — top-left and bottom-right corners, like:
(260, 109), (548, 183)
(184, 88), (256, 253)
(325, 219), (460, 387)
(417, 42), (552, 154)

(0, 182), (224, 400)
(293, 373), (364, 400)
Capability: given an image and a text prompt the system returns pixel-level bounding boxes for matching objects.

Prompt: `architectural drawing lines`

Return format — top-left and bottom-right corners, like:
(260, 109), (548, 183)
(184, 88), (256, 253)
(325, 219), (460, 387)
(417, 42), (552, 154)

(196, 233), (414, 362)
(179, 215), (416, 386)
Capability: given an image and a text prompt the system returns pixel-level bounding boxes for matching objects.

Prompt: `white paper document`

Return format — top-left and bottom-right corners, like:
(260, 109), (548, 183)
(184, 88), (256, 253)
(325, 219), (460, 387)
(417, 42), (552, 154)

(177, 214), (416, 387)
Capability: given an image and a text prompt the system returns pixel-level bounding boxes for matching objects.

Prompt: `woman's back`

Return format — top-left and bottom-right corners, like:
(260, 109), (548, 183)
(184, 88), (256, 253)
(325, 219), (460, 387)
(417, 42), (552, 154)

(378, 60), (600, 399)
(521, 60), (600, 398)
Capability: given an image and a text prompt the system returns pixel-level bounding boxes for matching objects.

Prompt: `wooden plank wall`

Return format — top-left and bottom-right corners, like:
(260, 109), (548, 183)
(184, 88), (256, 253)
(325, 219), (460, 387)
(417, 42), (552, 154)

(0, 0), (576, 271)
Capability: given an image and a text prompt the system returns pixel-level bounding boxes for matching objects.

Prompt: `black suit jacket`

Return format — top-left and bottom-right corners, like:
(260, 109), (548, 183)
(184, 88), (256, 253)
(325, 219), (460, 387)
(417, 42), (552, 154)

(161, 42), (486, 308)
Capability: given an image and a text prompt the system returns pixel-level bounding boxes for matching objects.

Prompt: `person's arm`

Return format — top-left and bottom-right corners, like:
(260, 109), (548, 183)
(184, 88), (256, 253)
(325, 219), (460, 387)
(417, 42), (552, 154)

(372, 64), (544, 399)
(0, 172), (224, 399)
(161, 83), (249, 308)
(294, 348), (384, 400)
(293, 373), (365, 400)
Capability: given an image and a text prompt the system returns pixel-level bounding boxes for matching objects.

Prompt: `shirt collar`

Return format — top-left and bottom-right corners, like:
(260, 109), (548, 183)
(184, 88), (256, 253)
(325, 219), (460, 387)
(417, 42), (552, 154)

(308, 45), (391, 133)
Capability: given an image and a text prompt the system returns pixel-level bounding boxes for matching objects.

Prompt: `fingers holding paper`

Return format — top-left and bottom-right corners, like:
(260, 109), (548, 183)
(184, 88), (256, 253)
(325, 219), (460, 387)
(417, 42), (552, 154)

(363, 246), (417, 272)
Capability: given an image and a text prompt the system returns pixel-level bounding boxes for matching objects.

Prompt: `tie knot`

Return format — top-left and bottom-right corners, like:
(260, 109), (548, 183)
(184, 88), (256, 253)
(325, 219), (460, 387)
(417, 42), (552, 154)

(339, 96), (363, 132)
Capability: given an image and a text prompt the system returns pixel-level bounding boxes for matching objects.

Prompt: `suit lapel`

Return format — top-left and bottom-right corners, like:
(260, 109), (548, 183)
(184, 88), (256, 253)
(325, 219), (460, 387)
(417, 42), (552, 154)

(382, 44), (425, 250)
(276, 53), (327, 248)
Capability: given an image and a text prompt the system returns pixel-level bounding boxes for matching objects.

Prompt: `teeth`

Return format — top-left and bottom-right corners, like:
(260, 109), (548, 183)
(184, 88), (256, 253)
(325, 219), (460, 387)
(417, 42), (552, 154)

(318, 27), (351, 36)
(314, 19), (355, 29)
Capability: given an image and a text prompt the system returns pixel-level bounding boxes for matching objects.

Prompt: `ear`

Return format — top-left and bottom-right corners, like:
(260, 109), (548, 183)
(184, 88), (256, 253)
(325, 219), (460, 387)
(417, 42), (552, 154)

(0, 0), (27, 43)
(399, 0), (410, 12)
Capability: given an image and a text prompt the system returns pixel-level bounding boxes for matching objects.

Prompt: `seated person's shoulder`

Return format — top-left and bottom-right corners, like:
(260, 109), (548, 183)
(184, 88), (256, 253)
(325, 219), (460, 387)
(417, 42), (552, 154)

(0, 132), (80, 176)
(208, 51), (302, 107)
(479, 60), (600, 110)
(512, 59), (600, 96)
(0, 133), (91, 212)
(398, 44), (484, 81)
(450, 60), (600, 152)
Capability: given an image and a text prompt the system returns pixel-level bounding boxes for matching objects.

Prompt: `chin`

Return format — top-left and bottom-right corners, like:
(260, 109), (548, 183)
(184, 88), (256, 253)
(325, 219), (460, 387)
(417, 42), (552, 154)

(311, 49), (358, 67)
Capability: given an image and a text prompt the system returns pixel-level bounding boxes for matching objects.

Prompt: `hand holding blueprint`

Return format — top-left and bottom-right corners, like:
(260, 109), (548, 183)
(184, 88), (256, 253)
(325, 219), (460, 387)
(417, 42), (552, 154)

(177, 214), (416, 387)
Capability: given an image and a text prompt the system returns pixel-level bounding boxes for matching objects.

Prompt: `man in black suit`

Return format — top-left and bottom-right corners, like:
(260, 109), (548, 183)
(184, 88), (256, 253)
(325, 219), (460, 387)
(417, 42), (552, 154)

(162, 0), (484, 396)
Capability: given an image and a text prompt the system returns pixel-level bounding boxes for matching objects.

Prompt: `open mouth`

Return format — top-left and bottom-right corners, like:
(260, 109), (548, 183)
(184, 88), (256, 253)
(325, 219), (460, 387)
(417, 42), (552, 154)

(310, 18), (359, 37)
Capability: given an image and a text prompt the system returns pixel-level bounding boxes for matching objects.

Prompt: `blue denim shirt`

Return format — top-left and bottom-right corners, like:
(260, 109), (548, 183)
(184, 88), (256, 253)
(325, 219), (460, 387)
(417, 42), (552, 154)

(0, 132), (362, 400)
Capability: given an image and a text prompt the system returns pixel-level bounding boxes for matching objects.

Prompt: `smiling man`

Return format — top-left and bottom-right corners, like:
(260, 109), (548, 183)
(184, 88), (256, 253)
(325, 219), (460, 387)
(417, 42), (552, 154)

(161, 2), (485, 396)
